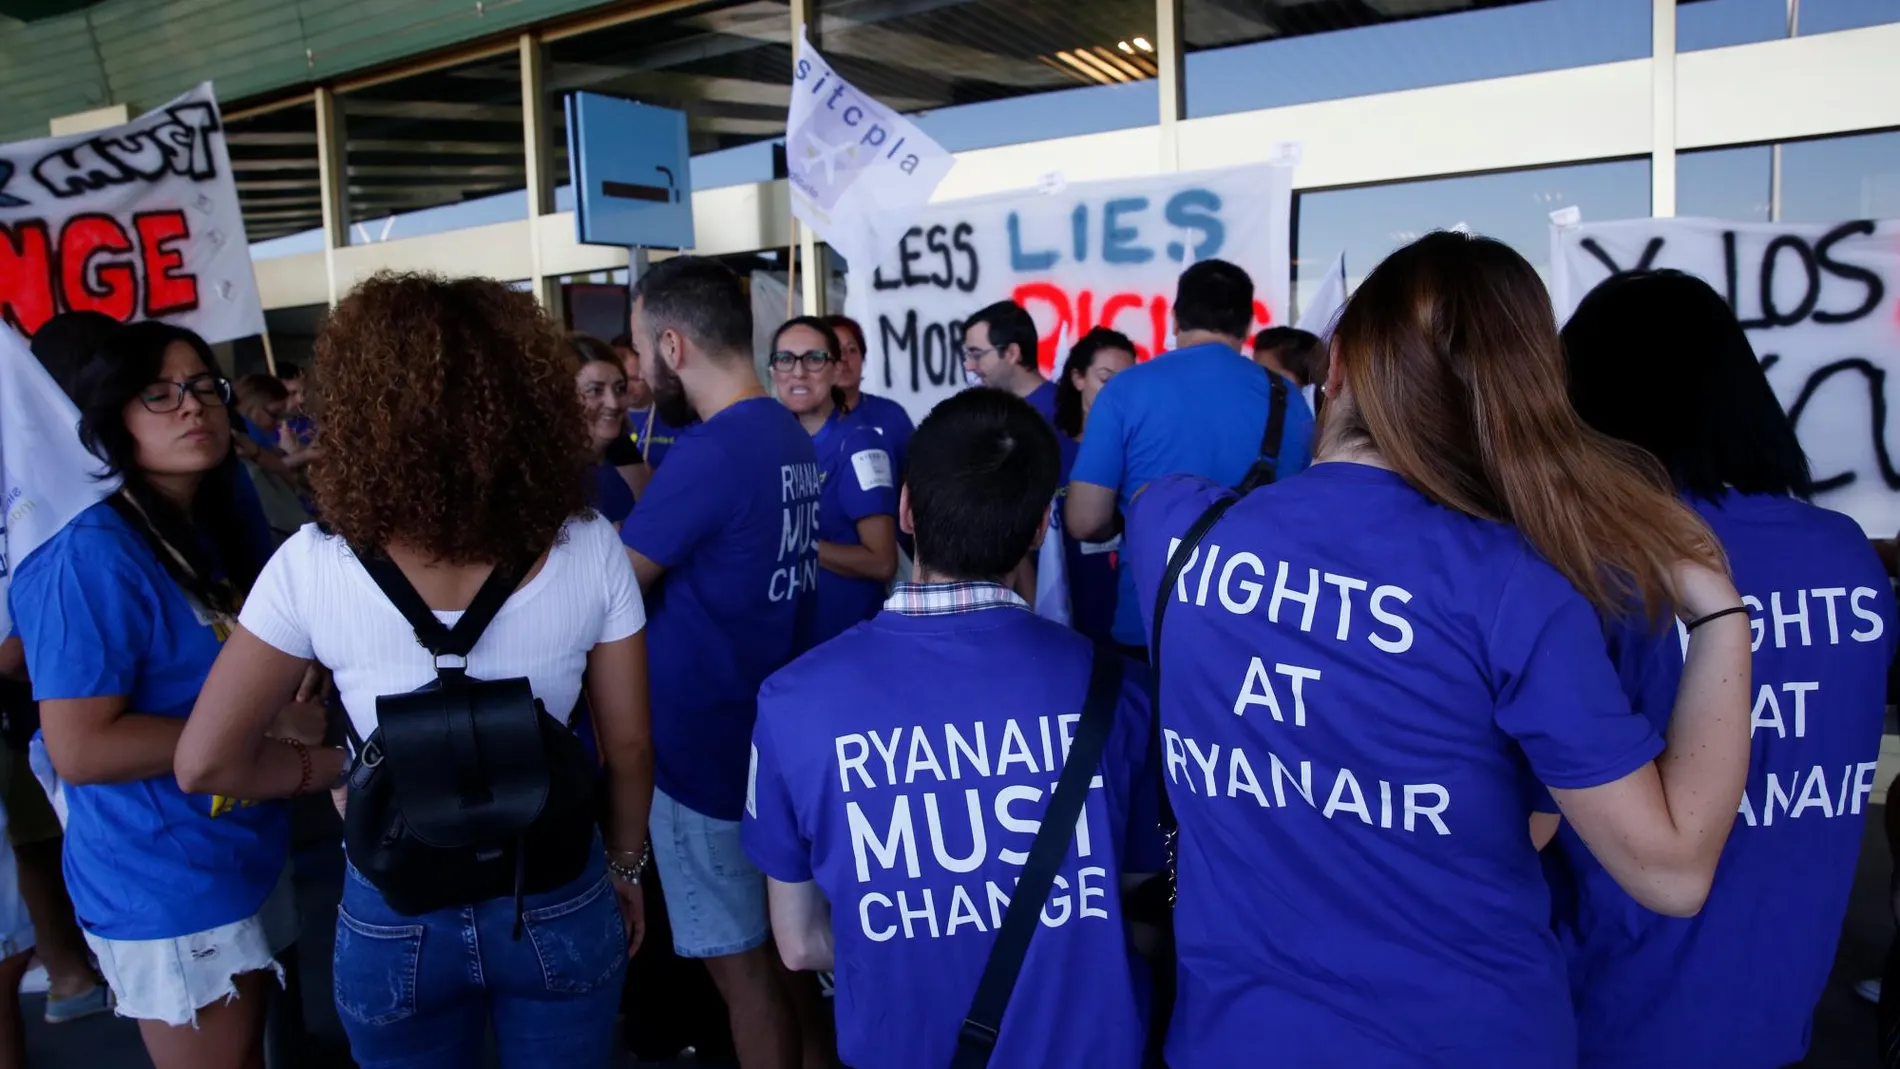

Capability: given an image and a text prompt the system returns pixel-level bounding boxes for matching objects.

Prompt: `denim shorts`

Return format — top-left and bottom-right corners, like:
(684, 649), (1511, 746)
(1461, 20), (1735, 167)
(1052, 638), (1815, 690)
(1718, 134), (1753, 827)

(334, 847), (627, 1069)
(648, 787), (768, 959)
(85, 870), (296, 1027)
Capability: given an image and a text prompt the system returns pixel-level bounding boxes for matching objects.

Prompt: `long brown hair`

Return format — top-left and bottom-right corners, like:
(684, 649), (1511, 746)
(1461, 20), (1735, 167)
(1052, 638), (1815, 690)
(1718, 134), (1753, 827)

(1326, 231), (1723, 619)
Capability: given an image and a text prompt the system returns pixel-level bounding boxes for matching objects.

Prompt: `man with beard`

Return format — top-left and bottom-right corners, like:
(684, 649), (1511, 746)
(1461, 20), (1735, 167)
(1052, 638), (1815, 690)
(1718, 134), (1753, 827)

(614, 331), (685, 470)
(619, 257), (821, 1069)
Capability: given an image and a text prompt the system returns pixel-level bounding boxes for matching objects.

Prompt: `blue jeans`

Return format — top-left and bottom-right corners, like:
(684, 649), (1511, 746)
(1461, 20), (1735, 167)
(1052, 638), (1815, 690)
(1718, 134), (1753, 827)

(333, 848), (628, 1069)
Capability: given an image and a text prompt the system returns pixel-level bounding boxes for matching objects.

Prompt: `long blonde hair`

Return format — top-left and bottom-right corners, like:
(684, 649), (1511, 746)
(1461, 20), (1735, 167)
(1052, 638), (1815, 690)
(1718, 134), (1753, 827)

(1326, 231), (1724, 619)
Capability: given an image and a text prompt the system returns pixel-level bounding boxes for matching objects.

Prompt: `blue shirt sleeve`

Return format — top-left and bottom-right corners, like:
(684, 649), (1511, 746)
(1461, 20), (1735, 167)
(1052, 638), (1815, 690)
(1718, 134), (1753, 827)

(12, 532), (155, 701)
(1490, 548), (1664, 791)
(742, 678), (813, 883)
(833, 428), (897, 524)
(621, 434), (729, 568)
(1275, 374), (1315, 477)
(1069, 376), (1129, 493)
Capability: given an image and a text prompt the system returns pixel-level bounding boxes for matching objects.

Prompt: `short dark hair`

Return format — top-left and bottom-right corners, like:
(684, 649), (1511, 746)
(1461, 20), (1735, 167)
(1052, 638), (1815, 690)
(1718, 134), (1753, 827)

(276, 363), (306, 383)
(630, 256), (753, 361)
(907, 388), (1060, 581)
(29, 310), (121, 397)
(1054, 326), (1136, 438)
(609, 332), (634, 352)
(235, 372), (289, 408)
(1252, 326), (1322, 386)
(1175, 259), (1255, 339)
(824, 314), (867, 355)
(966, 301), (1039, 370)
(1564, 269), (1812, 502)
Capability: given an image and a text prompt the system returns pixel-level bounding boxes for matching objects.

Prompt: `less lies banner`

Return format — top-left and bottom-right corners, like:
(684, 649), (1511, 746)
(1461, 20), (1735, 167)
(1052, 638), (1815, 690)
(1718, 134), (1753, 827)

(1550, 216), (1900, 536)
(0, 82), (264, 344)
(845, 164), (1293, 424)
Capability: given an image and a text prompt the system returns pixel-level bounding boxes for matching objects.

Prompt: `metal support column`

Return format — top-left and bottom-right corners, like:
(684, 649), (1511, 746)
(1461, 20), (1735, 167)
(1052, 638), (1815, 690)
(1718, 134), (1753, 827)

(1650, 0), (1677, 218)
(315, 86), (351, 305)
(521, 32), (562, 316)
(789, 0), (828, 317)
(1157, 0), (1185, 173)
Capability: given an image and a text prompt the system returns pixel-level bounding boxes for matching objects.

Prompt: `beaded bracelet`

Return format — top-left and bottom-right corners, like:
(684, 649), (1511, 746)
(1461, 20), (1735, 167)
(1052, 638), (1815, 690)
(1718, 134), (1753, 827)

(278, 736), (313, 795)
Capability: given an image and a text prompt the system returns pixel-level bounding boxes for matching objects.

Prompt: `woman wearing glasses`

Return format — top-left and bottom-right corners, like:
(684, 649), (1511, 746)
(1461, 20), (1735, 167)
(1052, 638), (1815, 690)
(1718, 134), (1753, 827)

(770, 317), (898, 646)
(5, 322), (317, 1069)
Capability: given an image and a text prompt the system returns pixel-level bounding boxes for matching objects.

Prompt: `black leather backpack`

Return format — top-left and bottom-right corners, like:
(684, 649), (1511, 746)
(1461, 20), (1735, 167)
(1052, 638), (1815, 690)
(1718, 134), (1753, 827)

(342, 548), (599, 935)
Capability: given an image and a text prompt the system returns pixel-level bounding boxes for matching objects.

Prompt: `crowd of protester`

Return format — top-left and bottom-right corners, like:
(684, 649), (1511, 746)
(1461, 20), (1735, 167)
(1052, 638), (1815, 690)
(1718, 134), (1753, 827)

(0, 225), (1895, 1069)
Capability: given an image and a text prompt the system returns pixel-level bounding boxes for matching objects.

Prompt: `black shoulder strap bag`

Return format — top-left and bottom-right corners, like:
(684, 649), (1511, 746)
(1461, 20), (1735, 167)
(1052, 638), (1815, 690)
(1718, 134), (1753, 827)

(343, 549), (598, 936)
(948, 644), (1124, 1069)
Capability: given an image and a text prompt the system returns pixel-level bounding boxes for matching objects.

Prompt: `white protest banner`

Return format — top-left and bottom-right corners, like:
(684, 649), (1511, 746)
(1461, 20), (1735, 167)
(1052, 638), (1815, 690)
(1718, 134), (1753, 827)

(1551, 216), (1900, 535)
(787, 31), (955, 271)
(0, 82), (264, 344)
(1297, 251), (1348, 341)
(847, 163), (1293, 424)
(0, 321), (118, 637)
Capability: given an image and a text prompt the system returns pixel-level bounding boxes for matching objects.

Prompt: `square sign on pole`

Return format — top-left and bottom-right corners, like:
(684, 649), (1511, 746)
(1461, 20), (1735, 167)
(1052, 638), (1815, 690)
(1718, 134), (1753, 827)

(565, 92), (694, 250)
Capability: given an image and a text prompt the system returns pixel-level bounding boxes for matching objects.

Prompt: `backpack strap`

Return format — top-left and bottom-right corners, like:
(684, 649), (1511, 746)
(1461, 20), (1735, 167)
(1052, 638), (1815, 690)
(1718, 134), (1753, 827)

(356, 551), (530, 668)
(1234, 370), (1291, 495)
(951, 644), (1124, 1069)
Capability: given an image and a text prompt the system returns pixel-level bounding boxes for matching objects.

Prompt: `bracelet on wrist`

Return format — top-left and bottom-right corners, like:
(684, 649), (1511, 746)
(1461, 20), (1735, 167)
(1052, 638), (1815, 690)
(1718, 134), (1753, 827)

(1686, 605), (1750, 632)
(606, 842), (651, 885)
(276, 737), (313, 794)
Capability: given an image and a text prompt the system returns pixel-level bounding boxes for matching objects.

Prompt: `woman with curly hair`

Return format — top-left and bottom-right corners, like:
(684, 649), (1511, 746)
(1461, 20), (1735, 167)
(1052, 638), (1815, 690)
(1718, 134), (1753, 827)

(7, 321), (309, 1069)
(176, 273), (654, 1069)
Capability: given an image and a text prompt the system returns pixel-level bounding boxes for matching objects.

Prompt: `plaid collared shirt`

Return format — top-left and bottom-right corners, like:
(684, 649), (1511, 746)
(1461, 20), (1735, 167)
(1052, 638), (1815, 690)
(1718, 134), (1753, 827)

(882, 580), (1029, 618)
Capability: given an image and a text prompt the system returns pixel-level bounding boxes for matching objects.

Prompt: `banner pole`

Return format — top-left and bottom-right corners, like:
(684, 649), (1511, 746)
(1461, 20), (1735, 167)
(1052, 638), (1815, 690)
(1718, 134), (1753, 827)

(786, 215), (799, 321)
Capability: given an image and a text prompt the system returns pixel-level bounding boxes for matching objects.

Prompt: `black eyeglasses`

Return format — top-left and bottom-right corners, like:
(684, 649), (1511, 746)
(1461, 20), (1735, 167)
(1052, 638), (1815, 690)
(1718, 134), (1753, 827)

(768, 349), (836, 372)
(137, 374), (233, 414)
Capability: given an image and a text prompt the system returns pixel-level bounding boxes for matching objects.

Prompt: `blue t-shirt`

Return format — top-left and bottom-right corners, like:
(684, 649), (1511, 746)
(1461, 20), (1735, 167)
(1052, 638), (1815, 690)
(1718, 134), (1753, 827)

(1024, 380), (1057, 426)
(240, 416), (280, 454)
(622, 397), (819, 821)
(849, 393), (916, 480)
(1550, 492), (1896, 1069)
(7, 501), (289, 941)
(591, 462), (636, 526)
(1071, 343), (1315, 648)
(1124, 465), (1663, 1069)
(1057, 434), (1119, 643)
(629, 407), (685, 469)
(811, 409), (898, 647)
(743, 605), (1157, 1069)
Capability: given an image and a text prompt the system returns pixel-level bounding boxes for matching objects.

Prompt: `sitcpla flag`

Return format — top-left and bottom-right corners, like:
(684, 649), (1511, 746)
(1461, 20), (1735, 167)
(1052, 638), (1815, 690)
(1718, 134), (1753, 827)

(0, 322), (117, 637)
(786, 30), (954, 269)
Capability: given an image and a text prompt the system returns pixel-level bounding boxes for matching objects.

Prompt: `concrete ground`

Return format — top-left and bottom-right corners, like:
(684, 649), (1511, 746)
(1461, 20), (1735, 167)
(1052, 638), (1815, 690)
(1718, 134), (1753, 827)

(21, 794), (1899, 1069)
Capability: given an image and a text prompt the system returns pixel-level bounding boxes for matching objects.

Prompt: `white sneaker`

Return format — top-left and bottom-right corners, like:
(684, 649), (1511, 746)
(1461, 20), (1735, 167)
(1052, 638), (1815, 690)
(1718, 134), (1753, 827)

(19, 963), (47, 995)
(1857, 978), (1883, 1004)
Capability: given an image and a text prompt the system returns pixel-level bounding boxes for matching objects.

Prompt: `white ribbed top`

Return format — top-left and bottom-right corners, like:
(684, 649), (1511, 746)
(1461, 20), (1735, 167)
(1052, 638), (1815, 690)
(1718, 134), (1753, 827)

(239, 512), (644, 740)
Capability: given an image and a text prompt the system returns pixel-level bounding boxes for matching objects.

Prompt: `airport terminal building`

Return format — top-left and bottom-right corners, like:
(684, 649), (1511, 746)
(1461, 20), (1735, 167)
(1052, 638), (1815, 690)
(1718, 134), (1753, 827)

(1, 0), (1896, 367)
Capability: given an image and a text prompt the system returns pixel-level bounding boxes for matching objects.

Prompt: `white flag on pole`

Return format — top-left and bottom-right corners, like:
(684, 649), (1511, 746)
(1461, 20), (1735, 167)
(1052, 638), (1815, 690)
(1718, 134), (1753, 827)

(1297, 252), (1349, 341)
(786, 30), (955, 269)
(0, 322), (117, 637)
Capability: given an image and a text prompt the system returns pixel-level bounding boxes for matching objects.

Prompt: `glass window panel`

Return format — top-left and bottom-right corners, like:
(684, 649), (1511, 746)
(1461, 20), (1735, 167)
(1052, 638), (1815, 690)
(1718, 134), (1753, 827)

(1185, 0), (1649, 120)
(1678, 0), (1786, 51)
(1292, 158), (1651, 316)
(1780, 130), (1900, 221)
(1678, 145), (1772, 222)
(1799, 0), (1900, 35)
